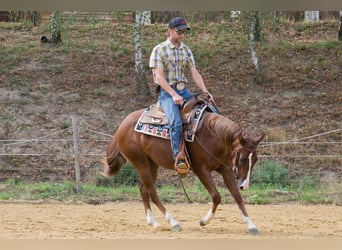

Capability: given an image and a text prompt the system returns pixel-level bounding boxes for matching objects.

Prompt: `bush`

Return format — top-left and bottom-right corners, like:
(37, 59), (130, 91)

(252, 160), (289, 187)
(115, 163), (140, 186)
(96, 162), (140, 187)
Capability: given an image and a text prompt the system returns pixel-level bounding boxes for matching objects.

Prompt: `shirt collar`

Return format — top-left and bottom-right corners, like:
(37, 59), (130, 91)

(167, 38), (183, 49)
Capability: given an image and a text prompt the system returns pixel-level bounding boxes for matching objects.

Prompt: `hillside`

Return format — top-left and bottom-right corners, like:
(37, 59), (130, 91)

(0, 19), (341, 183)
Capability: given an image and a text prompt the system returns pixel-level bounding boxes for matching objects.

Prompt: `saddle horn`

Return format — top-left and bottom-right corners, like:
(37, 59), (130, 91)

(181, 94), (202, 114)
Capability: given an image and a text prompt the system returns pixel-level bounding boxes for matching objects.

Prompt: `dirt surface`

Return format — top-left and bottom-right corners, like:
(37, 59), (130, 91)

(0, 201), (341, 239)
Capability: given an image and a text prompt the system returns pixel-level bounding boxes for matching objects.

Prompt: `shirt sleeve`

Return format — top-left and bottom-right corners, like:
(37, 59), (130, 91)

(186, 48), (196, 68)
(149, 45), (163, 69)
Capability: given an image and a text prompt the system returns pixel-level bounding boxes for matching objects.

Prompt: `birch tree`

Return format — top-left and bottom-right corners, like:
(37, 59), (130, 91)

(50, 11), (62, 44)
(249, 11), (262, 84)
(134, 11), (151, 97)
(304, 11), (320, 22)
(338, 11), (342, 41)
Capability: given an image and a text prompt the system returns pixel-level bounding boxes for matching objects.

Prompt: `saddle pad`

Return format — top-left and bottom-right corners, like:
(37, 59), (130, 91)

(134, 103), (207, 142)
(135, 114), (170, 140)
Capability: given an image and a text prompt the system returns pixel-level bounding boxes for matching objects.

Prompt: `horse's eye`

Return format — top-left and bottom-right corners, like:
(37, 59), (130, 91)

(239, 158), (247, 163)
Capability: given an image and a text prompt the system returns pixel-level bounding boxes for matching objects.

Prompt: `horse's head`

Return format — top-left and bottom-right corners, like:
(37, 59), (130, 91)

(233, 132), (264, 190)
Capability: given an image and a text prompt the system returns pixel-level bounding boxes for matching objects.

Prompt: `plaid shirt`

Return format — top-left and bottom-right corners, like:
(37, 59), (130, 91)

(149, 38), (195, 85)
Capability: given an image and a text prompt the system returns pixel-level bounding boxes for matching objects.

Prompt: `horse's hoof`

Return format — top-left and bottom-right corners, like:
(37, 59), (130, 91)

(248, 227), (259, 235)
(171, 223), (182, 232)
(152, 223), (161, 228)
(199, 220), (206, 226)
(147, 220), (160, 228)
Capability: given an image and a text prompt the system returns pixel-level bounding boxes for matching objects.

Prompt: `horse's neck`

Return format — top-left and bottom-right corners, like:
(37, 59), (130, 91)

(200, 112), (242, 153)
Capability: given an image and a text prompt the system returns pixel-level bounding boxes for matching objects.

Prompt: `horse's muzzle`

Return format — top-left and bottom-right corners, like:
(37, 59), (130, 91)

(238, 179), (250, 190)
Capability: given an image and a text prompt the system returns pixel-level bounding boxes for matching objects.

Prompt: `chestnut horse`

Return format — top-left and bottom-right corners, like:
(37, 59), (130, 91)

(102, 107), (264, 234)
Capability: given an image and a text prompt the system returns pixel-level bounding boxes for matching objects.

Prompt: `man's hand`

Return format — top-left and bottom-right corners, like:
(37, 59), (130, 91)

(204, 92), (216, 106)
(172, 93), (185, 106)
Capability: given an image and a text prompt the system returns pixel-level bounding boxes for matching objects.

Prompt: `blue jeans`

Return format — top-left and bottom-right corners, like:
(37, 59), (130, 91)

(158, 88), (193, 159)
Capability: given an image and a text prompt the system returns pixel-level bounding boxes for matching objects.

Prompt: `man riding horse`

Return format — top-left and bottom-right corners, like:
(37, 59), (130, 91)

(149, 17), (216, 175)
(101, 17), (265, 234)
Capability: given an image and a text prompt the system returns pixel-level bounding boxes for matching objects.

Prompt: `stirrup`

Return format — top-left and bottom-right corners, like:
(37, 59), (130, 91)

(174, 152), (190, 176)
(176, 161), (189, 175)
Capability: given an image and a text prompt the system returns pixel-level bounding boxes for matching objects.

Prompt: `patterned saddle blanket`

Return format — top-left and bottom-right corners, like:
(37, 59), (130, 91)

(134, 102), (208, 142)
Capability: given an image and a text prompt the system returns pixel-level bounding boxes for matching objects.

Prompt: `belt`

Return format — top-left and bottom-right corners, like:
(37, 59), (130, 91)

(171, 82), (186, 91)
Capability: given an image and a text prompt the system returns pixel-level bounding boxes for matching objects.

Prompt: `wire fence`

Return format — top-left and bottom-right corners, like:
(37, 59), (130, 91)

(257, 128), (342, 185)
(0, 116), (341, 187)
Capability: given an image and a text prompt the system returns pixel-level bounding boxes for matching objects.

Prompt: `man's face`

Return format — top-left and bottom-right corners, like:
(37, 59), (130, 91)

(168, 28), (187, 44)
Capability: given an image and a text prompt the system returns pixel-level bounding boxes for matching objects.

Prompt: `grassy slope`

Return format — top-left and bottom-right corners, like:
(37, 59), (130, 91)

(0, 19), (341, 185)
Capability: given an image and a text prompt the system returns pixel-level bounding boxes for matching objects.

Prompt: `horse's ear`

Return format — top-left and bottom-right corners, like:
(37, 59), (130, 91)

(254, 134), (265, 145)
(239, 131), (249, 146)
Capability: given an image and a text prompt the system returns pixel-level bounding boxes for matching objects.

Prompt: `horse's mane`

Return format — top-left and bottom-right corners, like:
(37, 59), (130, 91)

(201, 112), (242, 154)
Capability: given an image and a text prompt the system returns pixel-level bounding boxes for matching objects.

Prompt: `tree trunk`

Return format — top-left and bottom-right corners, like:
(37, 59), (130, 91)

(134, 11), (151, 98)
(31, 11), (39, 26)
(338, 11), (342, 41)
(304, 11), (320, 22)
(254, 12), (262, 42)
(50, 11), (62, 44)
(249, 11), (263, 84)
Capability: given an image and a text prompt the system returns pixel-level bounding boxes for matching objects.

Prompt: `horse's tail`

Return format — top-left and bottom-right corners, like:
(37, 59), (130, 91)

(100, 135), (126, 177)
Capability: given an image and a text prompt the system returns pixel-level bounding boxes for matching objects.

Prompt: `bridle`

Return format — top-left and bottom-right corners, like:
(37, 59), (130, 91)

(232, 147), (257, 177)
(233, 150), (256, 190)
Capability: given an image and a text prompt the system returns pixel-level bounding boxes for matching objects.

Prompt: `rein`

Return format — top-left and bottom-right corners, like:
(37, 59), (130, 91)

(194, 134), (233, 171)
(178, 135), (235, 204)
(178, 175), (193, 203)
(194, 132), (256, 177)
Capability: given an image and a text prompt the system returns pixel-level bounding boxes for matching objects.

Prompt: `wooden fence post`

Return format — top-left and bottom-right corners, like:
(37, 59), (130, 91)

(72, 116), (81, 193)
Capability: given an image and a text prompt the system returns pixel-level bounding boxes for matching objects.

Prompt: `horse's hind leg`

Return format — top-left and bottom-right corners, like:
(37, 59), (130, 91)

(216, 166), (258, 235)
(139, 182), (160, 228)
(147, 161), (182, 232)
(133, 160), (160, 228)
(135, 159), (181, 231)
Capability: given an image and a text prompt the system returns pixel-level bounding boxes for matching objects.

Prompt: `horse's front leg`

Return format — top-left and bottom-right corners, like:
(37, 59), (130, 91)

(200, 208), (216, 226)
(216, 166), (258, 235)
(194, 168), (221, 226)
(241, 213), (258, 235)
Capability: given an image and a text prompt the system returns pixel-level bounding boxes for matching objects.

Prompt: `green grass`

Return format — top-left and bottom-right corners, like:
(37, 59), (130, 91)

(1, 177), (341, 205)
(1, 160), (340, 205)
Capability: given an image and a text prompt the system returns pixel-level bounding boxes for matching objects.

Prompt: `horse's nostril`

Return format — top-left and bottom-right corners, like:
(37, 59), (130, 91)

(239, 185), (244, 190)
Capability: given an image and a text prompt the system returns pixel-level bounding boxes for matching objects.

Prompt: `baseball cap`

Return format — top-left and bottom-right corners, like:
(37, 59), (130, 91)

(168, 17), (190, 31)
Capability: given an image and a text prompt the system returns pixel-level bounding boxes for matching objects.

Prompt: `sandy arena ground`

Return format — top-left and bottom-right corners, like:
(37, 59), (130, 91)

(0, 201), (341, 239)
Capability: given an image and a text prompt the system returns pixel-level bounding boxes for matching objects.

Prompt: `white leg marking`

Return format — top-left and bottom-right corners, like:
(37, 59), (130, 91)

(242, 215), (256, 229)
(146, 209), (160, 228)
(165, 211), (182, 232)
(200, 209), (215, 226)
(242, 214), (258, 234)
(165, 211), (179, 227)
